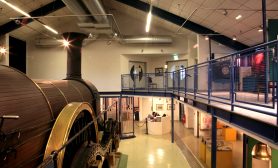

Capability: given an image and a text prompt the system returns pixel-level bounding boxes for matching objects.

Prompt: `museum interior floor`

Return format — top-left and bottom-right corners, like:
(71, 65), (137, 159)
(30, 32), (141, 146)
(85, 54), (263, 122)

(118, 122), (191, 168)
(118, 121), (243, 168)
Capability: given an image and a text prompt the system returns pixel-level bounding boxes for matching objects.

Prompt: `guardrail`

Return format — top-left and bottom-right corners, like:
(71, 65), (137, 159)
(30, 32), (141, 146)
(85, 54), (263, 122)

(122, 40), (278, 116)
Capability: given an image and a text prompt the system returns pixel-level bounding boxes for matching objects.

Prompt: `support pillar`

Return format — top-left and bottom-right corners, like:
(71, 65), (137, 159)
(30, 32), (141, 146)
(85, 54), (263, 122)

(211, 115), (217, 168)
(171, 96), (174, 143)
(243, 134), (248, 168)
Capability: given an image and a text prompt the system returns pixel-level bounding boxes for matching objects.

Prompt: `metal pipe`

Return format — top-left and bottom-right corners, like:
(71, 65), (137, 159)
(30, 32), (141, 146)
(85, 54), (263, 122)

(61, 0), (90, 23)
(243, 134), (248, 168)
(82, 0), (109, 24)
(171, 96), (174, 143)
(262, 0), (267, 43)
(211, 116), (217, 168)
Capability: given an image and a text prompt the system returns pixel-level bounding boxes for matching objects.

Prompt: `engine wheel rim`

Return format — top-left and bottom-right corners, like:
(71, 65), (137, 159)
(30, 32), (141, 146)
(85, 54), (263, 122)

(43, 102), (98, 168)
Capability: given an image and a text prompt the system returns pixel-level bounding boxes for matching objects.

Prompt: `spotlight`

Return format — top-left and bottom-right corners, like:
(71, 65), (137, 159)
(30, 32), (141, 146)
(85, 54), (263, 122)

(232, 36), (237, 41)
(258, 26), (263, 32)
(62, 39), (70, 47)
(235, 14), (242, 20)
(0, 47), (6, 54)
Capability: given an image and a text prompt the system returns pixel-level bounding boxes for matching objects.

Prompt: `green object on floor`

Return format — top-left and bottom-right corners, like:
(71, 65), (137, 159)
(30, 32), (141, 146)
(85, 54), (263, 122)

(118, 154), (128, 168)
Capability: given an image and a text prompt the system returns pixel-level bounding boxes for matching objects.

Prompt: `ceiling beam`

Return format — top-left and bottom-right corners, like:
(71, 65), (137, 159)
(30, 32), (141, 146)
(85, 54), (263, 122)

(0, 0), (65, 36)
(116, 0), (249, 50)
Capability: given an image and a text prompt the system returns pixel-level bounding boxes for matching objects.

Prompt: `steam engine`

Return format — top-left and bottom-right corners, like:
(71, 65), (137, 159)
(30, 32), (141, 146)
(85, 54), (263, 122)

(0, 33), (119, 168)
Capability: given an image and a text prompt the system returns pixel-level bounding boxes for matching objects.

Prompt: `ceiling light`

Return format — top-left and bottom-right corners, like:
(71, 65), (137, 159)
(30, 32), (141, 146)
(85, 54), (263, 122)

(233, 36), (237, 41)
(61, 39), (70, 47)
(164, 64), (168, 69)
(0, 47), (6, 54)
(235, 15), (242, 20)
(0, 0), (30, 17)
(43, 25), (58, 34)
(205, 36), (209, 40)
(145, 6), (153, 33)
(173, 54), (179, 60)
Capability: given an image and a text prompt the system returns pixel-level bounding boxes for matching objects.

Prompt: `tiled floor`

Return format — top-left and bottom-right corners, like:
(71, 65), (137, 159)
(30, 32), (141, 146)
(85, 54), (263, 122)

(174, 122), (243, 168)
(118, 125), (191, 168)
(118, 121), (244, 168)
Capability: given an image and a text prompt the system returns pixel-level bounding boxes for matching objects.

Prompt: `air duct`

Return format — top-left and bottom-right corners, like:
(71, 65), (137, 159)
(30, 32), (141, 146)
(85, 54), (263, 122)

(62, 0), (109, 25)
(120, 36), (173, 44)
(61, 0), (90, 23)
(81, 0), (109, 24)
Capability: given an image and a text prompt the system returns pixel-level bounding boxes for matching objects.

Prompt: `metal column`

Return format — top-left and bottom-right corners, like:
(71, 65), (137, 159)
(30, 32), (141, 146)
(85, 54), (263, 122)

(132, 97), (135, 136)
(243, 134), (248, 168)
(211, 115), (217, 168)
(119, 94), (122, 137)
(104, 98), (107, 122)
(230, 55), (235, 111)
(171, 96), (174, 143)
(194, 65), (197, 99)
(262, 0), (269, 103)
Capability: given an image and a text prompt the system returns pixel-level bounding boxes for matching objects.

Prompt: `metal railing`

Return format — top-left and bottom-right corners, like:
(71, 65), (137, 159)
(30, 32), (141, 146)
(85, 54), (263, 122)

(122, 40), (278, 116)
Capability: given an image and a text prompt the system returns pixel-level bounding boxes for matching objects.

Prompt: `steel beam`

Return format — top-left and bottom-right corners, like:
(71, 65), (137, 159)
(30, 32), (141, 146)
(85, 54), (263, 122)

(0, 0), (65, 36)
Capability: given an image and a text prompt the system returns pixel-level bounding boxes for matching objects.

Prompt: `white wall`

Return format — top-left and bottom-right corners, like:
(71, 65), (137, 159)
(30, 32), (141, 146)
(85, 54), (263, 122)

(139, 97), (179, 121)
(27, 14), (196, 91)
(197, 35), (236, 63)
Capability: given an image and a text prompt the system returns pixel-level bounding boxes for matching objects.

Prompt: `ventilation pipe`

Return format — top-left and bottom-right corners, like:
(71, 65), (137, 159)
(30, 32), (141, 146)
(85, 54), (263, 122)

(81, 0), (109, 24)
(61, 0), (109, 24)
(60, 0), (90, 23)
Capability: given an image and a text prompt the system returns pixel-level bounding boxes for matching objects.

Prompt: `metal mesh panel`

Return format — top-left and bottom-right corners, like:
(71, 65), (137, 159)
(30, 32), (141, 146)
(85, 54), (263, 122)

(179, 69), (186, 91)
(211, 57), (231, 99)
(234, 48), (274, 105)
(173, 71), (179, 90)
(121, 74), (133, 90)
(197, 64), (208, 95)
(186, 67), (194, 93)
(147, 73), (165, 90)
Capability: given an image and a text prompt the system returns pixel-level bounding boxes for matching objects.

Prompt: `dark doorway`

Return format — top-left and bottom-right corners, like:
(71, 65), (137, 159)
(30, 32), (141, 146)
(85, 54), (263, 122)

(9, 36), (26, 73)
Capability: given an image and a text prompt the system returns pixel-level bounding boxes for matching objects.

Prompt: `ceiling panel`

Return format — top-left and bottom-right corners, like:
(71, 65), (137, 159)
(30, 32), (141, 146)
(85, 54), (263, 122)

(157, 0), (173, 11)
(1, 0), (277, 46)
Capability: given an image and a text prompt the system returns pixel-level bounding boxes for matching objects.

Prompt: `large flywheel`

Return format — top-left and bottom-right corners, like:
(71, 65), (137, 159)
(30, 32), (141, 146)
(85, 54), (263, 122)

(43, 102), (98, 168)
(42, 102), (120, 168)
